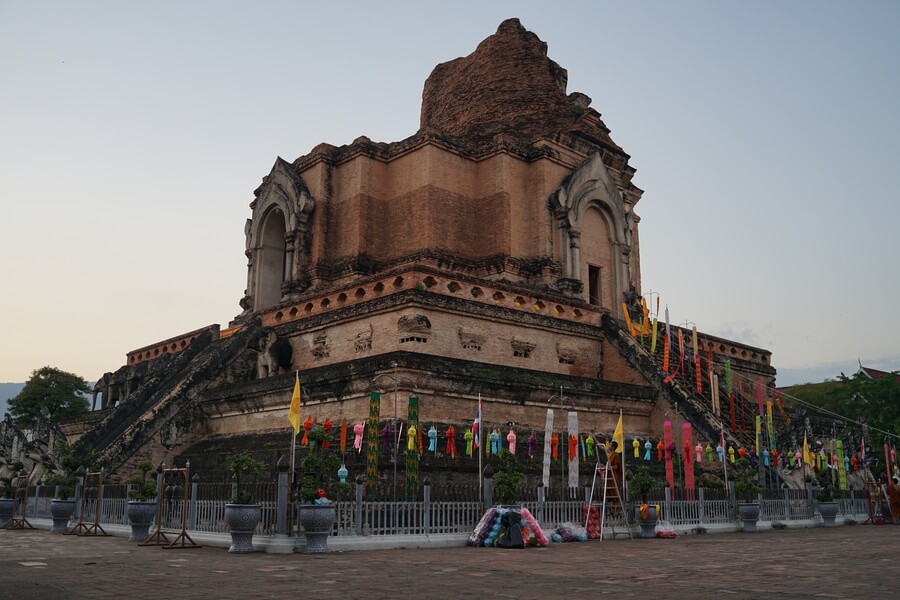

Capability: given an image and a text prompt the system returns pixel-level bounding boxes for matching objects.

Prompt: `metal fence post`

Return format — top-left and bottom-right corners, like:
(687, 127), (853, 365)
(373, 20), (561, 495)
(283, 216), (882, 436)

(155, 463), (165, 527)
(698, 487), (705, 524)
(74, 466), (85, 520)
(355, 475), (365, 536)
(664, 486), (671, 522)
(189, 474), (199, 531)
(537, 482), (545, 524)
(806, 481), (814, 518)
(423, 478), (431, 535)
(275, 457), (289, 536)
(482, 465), (493, 509)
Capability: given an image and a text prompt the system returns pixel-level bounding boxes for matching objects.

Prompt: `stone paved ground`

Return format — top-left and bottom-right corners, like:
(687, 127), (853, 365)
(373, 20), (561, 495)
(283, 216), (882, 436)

(0, 525), (897, 599)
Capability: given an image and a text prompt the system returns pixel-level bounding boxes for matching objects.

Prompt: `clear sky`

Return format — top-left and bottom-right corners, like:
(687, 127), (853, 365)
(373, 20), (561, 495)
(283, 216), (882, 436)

(1, 1), (898, 386)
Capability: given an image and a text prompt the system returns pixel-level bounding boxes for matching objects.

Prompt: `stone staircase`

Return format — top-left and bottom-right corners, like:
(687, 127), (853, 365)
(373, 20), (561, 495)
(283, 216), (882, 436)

(602, 314), (756, 450)
(73, 317), (266, 476)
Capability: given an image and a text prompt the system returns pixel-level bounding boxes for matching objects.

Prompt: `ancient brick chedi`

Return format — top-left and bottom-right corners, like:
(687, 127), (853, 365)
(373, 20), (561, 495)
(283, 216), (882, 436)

(73, 19), (774, 479)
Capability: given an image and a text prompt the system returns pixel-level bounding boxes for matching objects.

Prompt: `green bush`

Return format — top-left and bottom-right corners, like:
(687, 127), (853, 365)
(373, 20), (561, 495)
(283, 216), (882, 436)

(127, 460), (157, 501)
(228, 451), (268, 504)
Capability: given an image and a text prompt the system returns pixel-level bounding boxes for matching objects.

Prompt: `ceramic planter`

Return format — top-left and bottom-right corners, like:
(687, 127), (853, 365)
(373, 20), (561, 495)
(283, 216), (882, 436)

(224, 503), (261, 553)
(737, 502), (760, 533)
(297, 504), (335, 553)
(637, 504), (658, 538)
(817, 501), (839, 527)
(50, 499), (76, 534)
(126, 501), (157, 542)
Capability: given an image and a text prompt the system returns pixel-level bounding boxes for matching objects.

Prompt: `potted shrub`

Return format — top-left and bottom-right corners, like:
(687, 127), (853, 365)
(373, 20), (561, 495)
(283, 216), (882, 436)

(816, 478), (839, 527)
(295, 424), (349, 553)
(628, 467), (658, 538)
(0, 477), (14, 527)
(125, 460), (158, 542)
(43, 472), (79, 533)
(733, 458), (762, 533)
(493, 450), (524, 506)
(224, 450), (268, 553)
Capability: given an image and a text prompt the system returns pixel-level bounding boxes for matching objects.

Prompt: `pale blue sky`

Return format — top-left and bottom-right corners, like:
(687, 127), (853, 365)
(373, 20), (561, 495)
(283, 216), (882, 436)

(1, 1), (898, 386)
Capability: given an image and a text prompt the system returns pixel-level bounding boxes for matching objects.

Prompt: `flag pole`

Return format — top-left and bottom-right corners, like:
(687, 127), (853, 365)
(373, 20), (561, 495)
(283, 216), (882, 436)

(290, 429), (297, 486)
(620, 409), (626, 498)
(721, 429), (728, 489)
(478, 393), (483, 500)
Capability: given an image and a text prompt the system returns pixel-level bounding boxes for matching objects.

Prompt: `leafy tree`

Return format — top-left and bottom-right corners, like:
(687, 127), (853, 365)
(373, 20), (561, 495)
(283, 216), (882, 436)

(784, 371), (900, 446)
(8, 366), (89, 429)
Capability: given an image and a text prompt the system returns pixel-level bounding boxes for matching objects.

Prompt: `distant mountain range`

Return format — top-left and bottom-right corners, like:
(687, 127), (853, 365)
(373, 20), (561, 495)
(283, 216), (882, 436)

(0, 383), (25, 417)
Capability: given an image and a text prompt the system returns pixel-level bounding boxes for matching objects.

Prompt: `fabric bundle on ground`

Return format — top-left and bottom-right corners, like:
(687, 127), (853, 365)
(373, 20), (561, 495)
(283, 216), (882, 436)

(467, 507), (549, 548)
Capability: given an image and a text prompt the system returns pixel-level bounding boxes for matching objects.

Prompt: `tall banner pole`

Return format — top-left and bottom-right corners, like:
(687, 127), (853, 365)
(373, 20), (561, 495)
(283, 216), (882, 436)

(620, 410), (626, 498)
(477, 394), (483, 500)
(290, 430), (297, 486)
(542, 408), (554, 489)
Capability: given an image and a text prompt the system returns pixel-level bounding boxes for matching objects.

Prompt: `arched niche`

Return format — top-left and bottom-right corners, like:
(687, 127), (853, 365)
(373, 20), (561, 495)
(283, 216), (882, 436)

(549, 151), (638, 318)
(256, 207), (287, 309)
(243, 157), (316, 312)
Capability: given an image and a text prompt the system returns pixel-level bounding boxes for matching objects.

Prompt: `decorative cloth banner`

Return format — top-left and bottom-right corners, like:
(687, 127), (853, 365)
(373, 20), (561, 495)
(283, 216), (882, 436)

(695, 354), (703, 394)
(755, 416), (762, 455)
(766, 401), (775, 450)
(724, 360), (733, 396)
(678, 330), (685, 377)
(507, 429), (517, 455)
(641, 297), (650, 338)
(542, 409), (554, 488)
(568, 412), (579, 488)
(446, 425), (457, 459)
(662, 334), (670, 372)
(633, 438), (640, 459)
(664, 420), (675, 489)
(836, 440), (847, 490)
(302, 416), (313, 446)
(428, 425), (437, 452)
(465, 428), (474, 457)
(353, 420), (365, 452)
(528, 432), (537, 458)
(622, 303), (637, 338)
(405, 396), (419, 500)
(663, 270), (670, 367)
(340, 418), (348, 453)
(366, 392), (381, 500)
(682, 423), (695, 499)
(712, 374), (720, 416)
(490, 429), (501, 455)
(650, 318), (658, 353)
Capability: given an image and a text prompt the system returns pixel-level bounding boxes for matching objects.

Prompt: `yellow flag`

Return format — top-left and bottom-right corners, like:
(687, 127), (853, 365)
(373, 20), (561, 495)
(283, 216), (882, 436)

(288, 373), (301, 434)
(803, 433), (811, 466)
(613, 414), (624, 454)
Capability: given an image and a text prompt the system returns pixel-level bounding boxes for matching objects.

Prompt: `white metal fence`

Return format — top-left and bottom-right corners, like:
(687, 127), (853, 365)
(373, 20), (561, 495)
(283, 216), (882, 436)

(6, 481), (876, 537)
